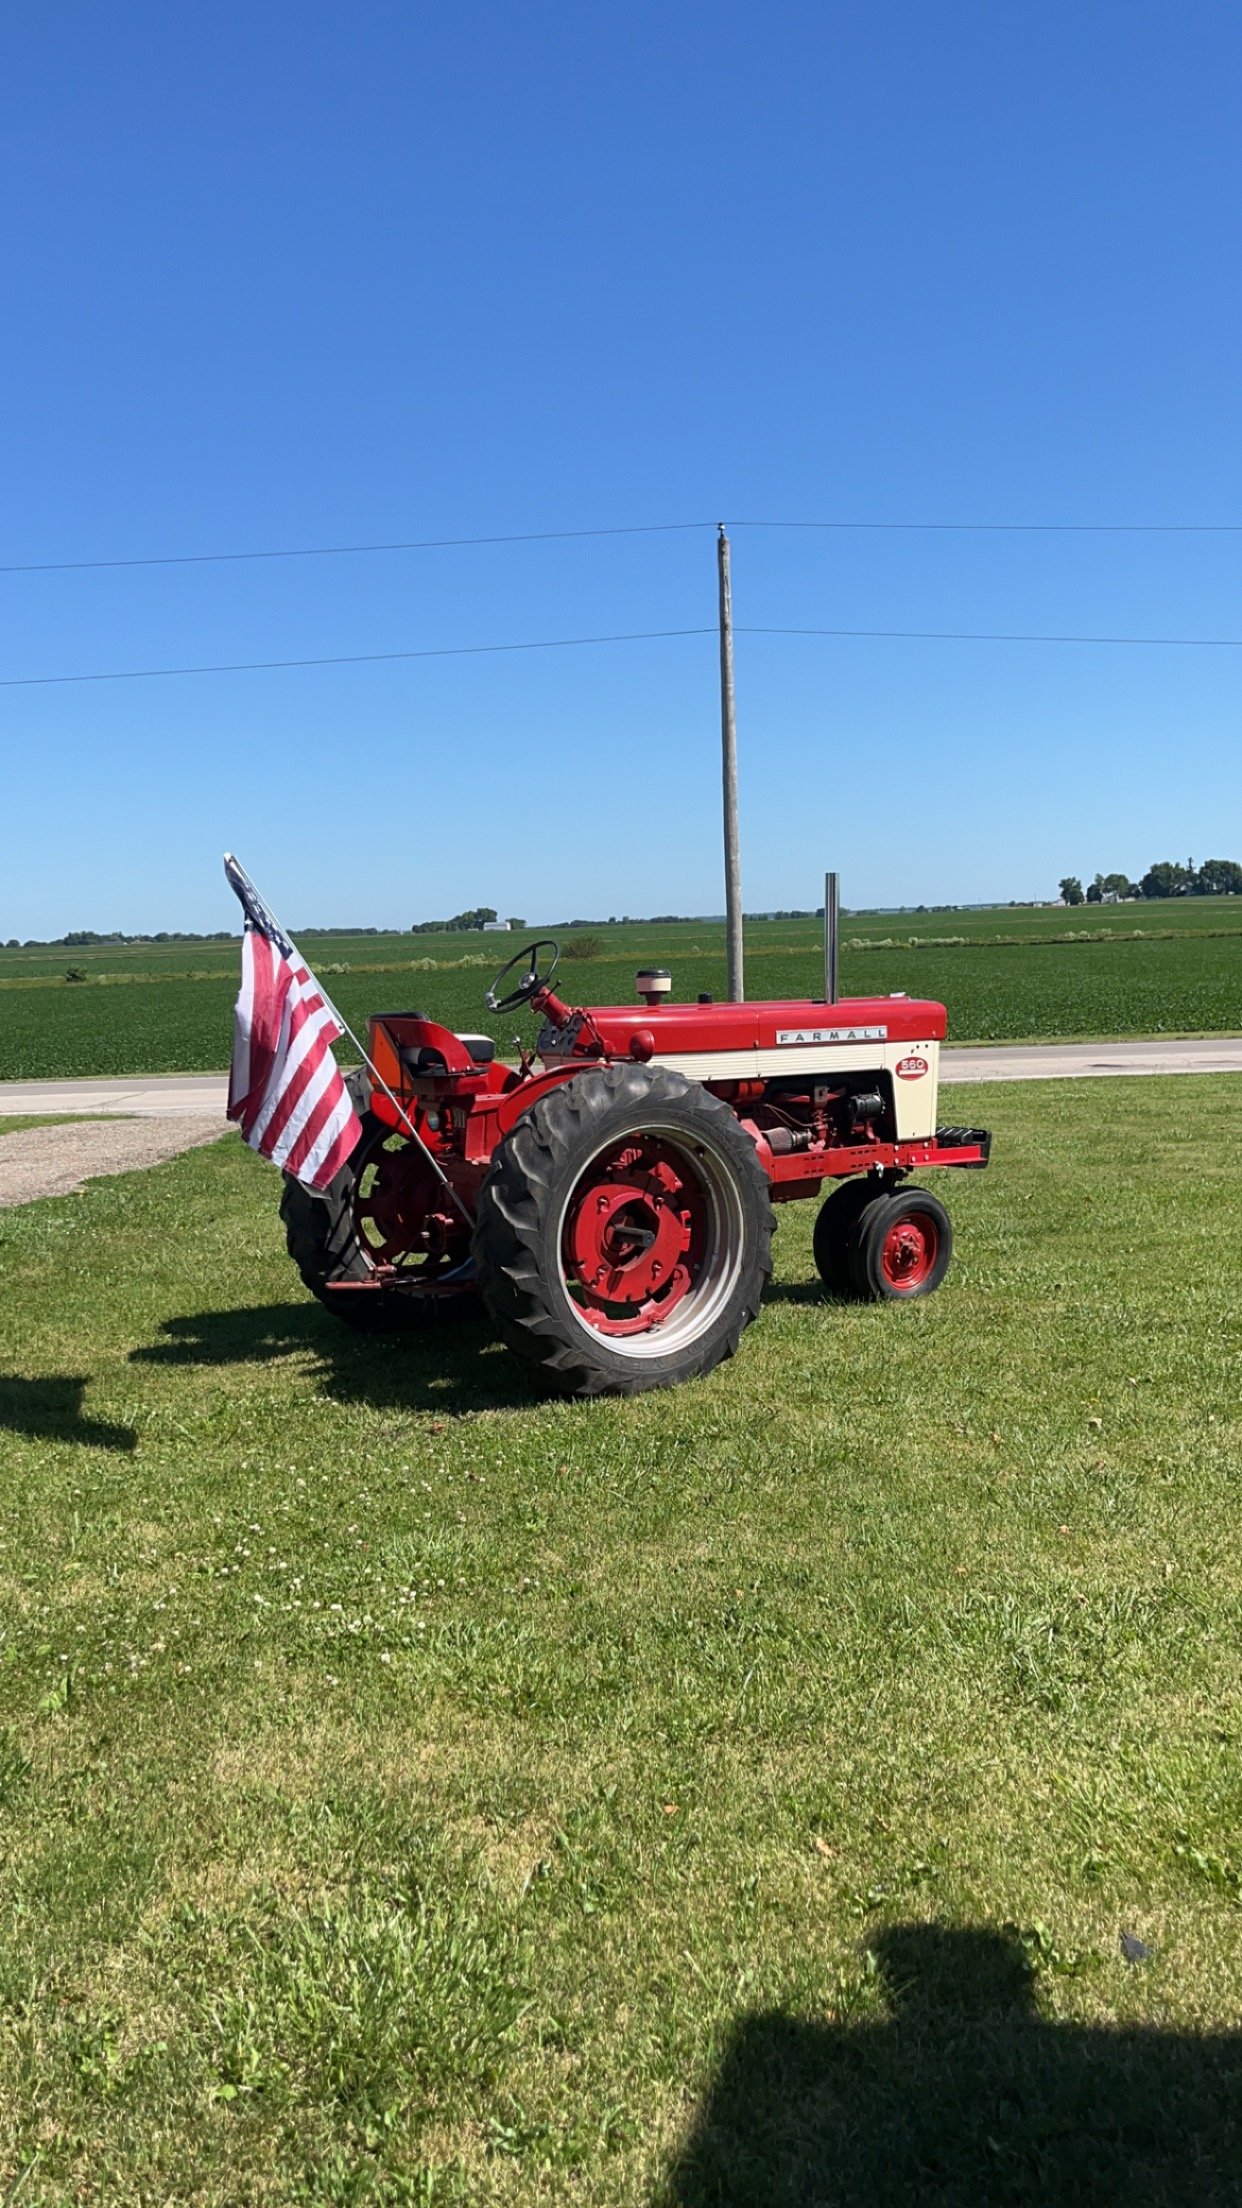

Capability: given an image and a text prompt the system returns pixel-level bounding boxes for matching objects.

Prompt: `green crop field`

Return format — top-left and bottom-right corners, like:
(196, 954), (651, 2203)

(0, 1076), (1240, 2201)
(1, 901), (1240, 1080)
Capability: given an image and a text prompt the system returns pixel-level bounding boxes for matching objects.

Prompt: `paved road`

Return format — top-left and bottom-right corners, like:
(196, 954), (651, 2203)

(0, 1073), (233, 1118)
(940, 1036), (1242, 1083)
(1, 1036), (1240, 1118)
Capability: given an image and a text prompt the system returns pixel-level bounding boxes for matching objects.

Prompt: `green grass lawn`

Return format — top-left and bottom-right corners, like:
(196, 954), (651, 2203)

(0, 1079), (1239, 2202)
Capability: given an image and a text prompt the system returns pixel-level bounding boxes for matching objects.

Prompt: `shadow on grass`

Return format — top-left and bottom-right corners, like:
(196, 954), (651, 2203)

(762, 1278), (839, 1308)
(660, 1923), (1242, 2206)
(0, 1373), (137, 1452)
(130, 1300), (549, 1416)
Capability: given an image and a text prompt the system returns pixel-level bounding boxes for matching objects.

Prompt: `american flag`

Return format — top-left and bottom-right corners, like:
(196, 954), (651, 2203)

(224, 855), (362, 1190)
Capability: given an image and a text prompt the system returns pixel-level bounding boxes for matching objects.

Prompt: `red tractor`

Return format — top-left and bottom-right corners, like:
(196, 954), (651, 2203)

(280, 940), (989, 1396)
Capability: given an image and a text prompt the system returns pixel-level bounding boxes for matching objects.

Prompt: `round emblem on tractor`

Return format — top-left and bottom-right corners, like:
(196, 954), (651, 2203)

(896, 1054), (929, 1080)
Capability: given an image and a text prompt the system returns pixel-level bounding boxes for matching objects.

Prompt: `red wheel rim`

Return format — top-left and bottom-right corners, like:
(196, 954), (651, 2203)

(353, 1131), (473, 1296)
(879, 1208), (939, 1292)
(560, 1134), (710, 1338)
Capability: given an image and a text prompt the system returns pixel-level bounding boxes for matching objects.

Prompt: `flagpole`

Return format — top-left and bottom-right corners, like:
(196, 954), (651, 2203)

(223, 855), (474, 1228)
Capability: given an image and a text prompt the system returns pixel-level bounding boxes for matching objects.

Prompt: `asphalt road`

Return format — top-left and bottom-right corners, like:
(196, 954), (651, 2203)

(1, 1035), (1240, 1118)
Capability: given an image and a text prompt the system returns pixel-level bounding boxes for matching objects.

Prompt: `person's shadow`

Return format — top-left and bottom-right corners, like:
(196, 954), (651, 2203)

(658, 1923), (1242, 2206)
(0, 1373), (136, 1451)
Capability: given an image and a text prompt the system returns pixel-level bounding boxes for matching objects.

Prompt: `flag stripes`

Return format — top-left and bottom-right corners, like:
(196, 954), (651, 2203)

(226, 887), (362, 1191)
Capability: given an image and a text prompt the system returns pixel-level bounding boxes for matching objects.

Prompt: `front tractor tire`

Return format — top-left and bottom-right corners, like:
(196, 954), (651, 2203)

(812, 1176), (879, 1299)
(472, 1064), (774, 1397)
(280, 1068), (477, 1332)
(849, 1185), (953, 1303)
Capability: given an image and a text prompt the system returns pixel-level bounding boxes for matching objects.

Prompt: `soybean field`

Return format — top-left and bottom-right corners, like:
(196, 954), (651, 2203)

(1, 902), (1240, 1081)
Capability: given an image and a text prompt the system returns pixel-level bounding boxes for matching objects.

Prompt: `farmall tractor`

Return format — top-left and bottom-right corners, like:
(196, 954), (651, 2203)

(280, 940), (990, 1397)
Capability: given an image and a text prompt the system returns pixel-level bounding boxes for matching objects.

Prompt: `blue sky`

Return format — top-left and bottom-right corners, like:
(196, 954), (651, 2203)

(4, 2), (1242, 936)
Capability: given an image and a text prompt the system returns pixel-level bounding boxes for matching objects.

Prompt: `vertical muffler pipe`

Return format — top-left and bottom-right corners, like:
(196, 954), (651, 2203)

(824, 871), (840, 1004)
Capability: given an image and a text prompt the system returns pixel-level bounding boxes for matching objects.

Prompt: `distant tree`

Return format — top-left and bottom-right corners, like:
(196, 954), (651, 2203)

(410, 906), (500, 933)
(1139, 860), (1191, 900)
(1086, 874), (1104, 904)
(1059, 876), (1085, 906)
(507, 917), (527, 930)
(1191, 858), (1242, 897)
(1102, 872), (1135, 901)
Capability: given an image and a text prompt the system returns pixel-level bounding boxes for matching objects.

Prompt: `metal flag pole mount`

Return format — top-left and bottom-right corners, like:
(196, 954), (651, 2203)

(222, 854), (474, 1227)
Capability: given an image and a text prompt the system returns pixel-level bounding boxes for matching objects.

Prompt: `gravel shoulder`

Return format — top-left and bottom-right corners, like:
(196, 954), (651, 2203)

(0, 1116), (229, 1208)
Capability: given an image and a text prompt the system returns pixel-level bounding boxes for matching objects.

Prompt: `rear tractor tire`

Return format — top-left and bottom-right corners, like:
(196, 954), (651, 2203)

(280, 1068), (478, 1331)
(471, 1063), (774, 1397)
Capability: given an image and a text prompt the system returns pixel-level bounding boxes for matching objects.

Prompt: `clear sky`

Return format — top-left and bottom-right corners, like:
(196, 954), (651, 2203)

(4, 2), (1242, 937)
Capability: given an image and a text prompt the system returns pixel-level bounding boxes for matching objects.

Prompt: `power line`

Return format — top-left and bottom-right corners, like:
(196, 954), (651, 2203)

(0, 625), (715, 689)
(741, 623), (1242, 647)
(0, 520), (712, 577)
(735, 519), (1242, 535)
(9, 617), (1242, 691)
(7, 514), (1242, 578)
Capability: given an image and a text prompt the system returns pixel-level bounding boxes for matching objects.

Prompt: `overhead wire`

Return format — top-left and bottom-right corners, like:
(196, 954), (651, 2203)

(732, 518), (1242, 535)
(8, 618), (1242, 690)
(739, 623), (1242, 649)
(7, 515), (1242, 577)
(0, 521), (713, 576)
(8, 513), (1242, 686)
(0, 626), (716, 689)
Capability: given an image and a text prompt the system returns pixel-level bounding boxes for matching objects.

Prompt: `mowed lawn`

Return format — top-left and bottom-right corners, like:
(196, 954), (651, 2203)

(0, 1077), (1239, 2203)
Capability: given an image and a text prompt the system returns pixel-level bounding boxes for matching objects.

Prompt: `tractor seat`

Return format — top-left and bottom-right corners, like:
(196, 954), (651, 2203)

(395, 1031), (497, 1077)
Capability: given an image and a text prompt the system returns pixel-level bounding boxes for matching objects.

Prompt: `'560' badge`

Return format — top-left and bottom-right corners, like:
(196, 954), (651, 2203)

(895, 1054), (929, 1080)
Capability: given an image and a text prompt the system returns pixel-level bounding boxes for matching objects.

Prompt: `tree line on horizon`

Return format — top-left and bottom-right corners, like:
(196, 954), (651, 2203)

(1058, 858), (1242, 906)
(11, 861), (1242, 949)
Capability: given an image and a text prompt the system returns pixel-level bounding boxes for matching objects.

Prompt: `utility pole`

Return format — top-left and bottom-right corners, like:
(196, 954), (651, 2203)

(717, 524), (744, 1001)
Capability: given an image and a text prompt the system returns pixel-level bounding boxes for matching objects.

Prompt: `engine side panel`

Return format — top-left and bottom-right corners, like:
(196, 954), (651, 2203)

(649, 1037), (940, 1139)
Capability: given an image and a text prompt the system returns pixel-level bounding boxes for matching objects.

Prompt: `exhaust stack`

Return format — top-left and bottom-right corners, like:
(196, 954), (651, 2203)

(824, 871), (840, 1005)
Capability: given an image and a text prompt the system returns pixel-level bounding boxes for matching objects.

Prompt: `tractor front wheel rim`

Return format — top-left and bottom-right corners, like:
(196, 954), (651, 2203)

(556, 1126), (746, 1356)
(879, 1210), (939, 1292)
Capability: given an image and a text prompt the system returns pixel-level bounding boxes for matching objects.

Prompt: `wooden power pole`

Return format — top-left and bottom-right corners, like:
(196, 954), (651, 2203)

(717, 524), (744, 1001)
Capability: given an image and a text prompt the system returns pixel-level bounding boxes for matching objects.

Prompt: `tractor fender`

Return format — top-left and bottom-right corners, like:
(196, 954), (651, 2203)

(492, 1061), (588, 1138)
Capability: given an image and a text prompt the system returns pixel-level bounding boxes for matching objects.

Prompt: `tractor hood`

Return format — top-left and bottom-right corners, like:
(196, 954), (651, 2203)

(567, 995), (947, 1058)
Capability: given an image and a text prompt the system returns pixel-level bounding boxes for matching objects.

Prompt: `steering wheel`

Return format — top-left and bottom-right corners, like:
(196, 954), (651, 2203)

(485, 938), (561, 1014)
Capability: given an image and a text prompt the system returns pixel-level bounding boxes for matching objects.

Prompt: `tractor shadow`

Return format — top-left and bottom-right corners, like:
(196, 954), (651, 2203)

(658, 1922), (1242, 2206)
(130, 1300), (549, 1417)
(762, 1278), (842, 1308)
(0, 1372), (137, 1452)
